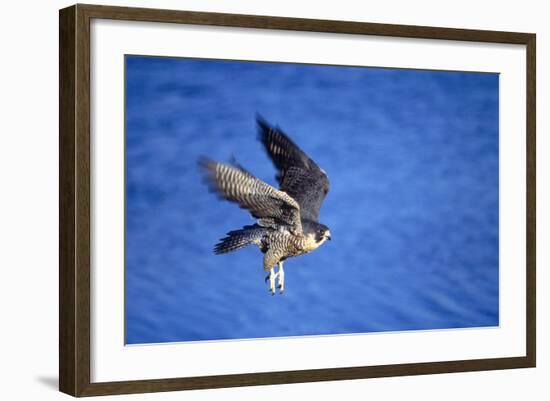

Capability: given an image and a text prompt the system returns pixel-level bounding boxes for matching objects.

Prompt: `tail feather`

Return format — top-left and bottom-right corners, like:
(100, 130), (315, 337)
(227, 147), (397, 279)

(214, 225), (266, 254)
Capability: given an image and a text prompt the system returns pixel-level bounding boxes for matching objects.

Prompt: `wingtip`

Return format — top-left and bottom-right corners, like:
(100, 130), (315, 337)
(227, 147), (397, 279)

(256, 113), (272, 141)
(198, 156), (219, 174)
(255, 112), (268, 126)
(255, 114), (290, 144)
(197, 156), (220, 191)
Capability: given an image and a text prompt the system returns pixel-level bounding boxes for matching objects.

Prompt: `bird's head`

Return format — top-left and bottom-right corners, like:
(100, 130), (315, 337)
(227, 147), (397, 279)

(315, 223), (331, 244)
(303, 221), (331, 246)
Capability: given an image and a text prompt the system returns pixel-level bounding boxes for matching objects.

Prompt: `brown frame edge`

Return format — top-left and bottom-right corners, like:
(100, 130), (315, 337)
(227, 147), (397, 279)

(59, 3), (536, 397)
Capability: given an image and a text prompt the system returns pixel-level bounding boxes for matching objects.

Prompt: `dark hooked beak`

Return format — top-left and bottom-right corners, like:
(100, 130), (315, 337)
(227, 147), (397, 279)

(325, 230), (332, 241)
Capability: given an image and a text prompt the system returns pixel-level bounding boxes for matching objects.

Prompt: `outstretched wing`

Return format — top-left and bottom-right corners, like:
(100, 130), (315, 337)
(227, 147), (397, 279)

(200, 158), (302, 233)
(257, 117), (330, 222)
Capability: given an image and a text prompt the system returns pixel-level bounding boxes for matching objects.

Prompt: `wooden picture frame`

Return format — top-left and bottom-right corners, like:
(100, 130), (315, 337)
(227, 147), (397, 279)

(59, 3), (536, 397)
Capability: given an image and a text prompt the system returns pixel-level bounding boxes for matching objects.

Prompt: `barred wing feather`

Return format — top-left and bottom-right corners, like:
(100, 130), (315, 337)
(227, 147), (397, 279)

(257, 117), (330, 222)
(200, 158), (302, 233)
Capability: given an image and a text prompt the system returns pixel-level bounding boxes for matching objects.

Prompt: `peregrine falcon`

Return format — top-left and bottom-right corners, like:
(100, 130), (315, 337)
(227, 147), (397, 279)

(200, 116), (331, 295)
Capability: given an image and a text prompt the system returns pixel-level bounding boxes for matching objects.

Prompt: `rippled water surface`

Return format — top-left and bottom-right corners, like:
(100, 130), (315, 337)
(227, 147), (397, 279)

(125, 56), (499, 344)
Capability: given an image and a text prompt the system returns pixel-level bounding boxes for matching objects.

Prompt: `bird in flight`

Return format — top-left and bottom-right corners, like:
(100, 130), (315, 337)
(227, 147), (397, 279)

(200, 116), (331, 295)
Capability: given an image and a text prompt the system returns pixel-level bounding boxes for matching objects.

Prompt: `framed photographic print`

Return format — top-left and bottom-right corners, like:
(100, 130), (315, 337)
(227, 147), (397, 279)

(59, 4), (536, 397)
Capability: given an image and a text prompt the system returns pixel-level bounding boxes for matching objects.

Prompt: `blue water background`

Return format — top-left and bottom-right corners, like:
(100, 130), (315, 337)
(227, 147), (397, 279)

(125, 56), (499, 344)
